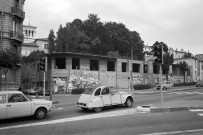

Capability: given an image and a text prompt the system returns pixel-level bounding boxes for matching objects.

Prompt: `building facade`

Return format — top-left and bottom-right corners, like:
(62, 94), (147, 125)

(0, 0), (25, 90)
(31, 52), (196, 94)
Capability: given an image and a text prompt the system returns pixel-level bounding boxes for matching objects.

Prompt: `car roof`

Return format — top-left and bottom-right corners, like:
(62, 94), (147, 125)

(0, 91), (22, 94)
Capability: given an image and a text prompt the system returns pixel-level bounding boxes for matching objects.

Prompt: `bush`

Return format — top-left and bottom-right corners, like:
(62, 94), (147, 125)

(133, 84), (153, 90)
(71, 88), (85, 94)
(173, 82), (196, 87)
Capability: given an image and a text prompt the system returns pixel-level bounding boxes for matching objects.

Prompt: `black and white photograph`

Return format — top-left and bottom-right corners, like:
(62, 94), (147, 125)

(0, 0), (203, 135)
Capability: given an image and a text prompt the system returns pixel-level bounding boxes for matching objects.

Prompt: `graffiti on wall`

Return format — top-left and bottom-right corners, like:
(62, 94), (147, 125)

(132, 75), (143, 84)
(53, 77), (67, 93)
(68, 70), (100, 89)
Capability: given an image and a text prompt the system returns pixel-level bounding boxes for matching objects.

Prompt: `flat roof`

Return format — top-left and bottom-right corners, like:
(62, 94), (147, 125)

(47, 52), (117, 60)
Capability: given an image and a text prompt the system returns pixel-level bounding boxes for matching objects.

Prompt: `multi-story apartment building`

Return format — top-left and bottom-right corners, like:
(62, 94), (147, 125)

(0, 0), (25, 90)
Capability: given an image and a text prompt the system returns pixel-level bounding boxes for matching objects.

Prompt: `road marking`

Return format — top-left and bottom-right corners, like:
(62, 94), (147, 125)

(140, 129), (203, 135)
(189, 109), (203, 117)
(190, 109), (203, 112)
(0, 108), (142, 131)
(169, 92), (203, 95)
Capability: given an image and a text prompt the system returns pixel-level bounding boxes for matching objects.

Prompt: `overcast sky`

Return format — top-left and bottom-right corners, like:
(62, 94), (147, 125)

(24, 0), (203, 55)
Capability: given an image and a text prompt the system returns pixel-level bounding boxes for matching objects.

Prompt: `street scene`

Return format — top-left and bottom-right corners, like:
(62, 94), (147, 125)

(1, 0), (203, 135)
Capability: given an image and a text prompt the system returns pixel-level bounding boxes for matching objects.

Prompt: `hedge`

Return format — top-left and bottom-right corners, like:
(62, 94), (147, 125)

(173, 82), (196, 87)
(133, 84), (153, 90)
(71, 88), (85, 94)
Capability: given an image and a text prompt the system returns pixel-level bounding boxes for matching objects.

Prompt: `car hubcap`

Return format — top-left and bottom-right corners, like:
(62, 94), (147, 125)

(127, 100), (132, 106)
(38, 111), (45, 118)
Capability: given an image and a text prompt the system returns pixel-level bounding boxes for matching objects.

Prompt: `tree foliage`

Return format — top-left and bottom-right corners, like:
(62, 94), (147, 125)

(0, 49), (21, 90)
(49, 13), (144, 60)
(21, 50), (45, 89)
(48, 29), (56, 53)
(178, 61), (188, 83)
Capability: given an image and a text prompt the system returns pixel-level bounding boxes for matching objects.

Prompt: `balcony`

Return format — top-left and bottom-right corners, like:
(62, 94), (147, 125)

(10, 31), (24, 42)
(11, 7), (25, 20)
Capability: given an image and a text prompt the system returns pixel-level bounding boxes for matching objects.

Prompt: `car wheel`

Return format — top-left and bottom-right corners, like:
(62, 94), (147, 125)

(93, 107), (102, 112)
(163, 86), (166, 90)
(81, 107), (88, 111)
(125, 98), (133, 107)
(34, 108), (47, 119)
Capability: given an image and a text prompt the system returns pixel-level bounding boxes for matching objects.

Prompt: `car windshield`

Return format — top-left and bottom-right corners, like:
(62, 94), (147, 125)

(83, 88), (95, 94)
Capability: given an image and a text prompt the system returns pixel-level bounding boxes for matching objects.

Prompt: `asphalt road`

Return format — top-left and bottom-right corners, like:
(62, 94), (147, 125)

(0, 87), (203, 135)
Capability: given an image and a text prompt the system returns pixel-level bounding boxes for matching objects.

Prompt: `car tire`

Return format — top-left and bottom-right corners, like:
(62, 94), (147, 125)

(81, 107), (88, 111)
(93, 107), (102, 112)
(125, 98), (133, 107)
(34, 108), (47, 119)
(163, 86), (166, 90)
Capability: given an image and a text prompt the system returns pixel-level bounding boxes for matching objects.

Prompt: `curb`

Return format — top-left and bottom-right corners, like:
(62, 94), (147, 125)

(136, 105), (203, 113)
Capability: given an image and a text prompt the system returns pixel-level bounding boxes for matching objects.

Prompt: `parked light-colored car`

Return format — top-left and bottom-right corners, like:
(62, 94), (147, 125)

(77, 85), (134, 112)
(196, 80), (203, 87)
(157, 81), (174, 90)
(0, 91), (52, 120)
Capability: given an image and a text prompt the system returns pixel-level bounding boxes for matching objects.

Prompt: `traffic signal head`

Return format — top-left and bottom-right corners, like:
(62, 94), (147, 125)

(41, 81), (44, 87)
(153, 45), (163, 64)
(40, 57), (46, 71)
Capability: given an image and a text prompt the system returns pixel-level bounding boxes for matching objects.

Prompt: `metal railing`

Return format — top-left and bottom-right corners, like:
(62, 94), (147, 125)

(11, 7), (25, 20)
(10, 31), (24, 42)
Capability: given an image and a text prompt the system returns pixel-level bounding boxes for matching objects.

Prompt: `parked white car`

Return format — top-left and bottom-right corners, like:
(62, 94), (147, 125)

(0, 91), (53, 120)
(157, 81), (174, 90)
(77, 85), (134, 112)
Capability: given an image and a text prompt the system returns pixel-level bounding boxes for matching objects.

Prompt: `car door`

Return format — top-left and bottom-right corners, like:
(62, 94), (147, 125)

(0, 94), (7, 119)
(110, 89), (122, 105)
(7, 93), (32, 118)
(101, 87), (111, 106)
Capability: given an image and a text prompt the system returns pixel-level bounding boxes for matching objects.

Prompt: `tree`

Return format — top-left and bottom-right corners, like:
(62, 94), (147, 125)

(48, 29), (56, 53)
(163, 52), (174, 80)
(178, 61), (188, 83)
(0, 49), (21, 90)
(21, 50), (45, 90)
(54, 13), (145, 60)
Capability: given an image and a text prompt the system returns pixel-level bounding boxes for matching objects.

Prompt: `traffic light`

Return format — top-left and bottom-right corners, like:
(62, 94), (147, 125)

(153, 45), (163, 64)
(40, 57), (46, 71)
(41, 81), (44, 87)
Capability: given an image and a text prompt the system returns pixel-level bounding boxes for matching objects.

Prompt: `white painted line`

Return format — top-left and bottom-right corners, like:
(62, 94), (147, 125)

(52, 107), (63, 111)
(140, 128), (203, 135)
(182, 92), (193, 94)
(198, 113), (203, 116)
(0, 108), (139, 131)
(193, 92), (203, 94)
(190, 109), (203, 112)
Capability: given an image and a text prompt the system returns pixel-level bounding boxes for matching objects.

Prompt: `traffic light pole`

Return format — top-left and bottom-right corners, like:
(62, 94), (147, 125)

(159, 64), (163, 105)
(43, 71), (46, 99)
(160, 44), (164, 105)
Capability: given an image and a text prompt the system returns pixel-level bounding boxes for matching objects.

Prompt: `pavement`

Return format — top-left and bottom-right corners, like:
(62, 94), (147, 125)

(38, 85), (203, 113)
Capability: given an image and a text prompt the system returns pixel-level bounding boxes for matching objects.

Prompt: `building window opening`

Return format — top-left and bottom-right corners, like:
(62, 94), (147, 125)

(132, 63), (140, 73)
(72, 58), (80, 70)
(144, 64), (148, 73)
(32, 31), (34, 37)
(122, 62), (127, 72)
(107, 61), (115, 71)
(153, 64), (159, 74)
(90, 59), (99, 71)
(56, 57), (66, 69)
